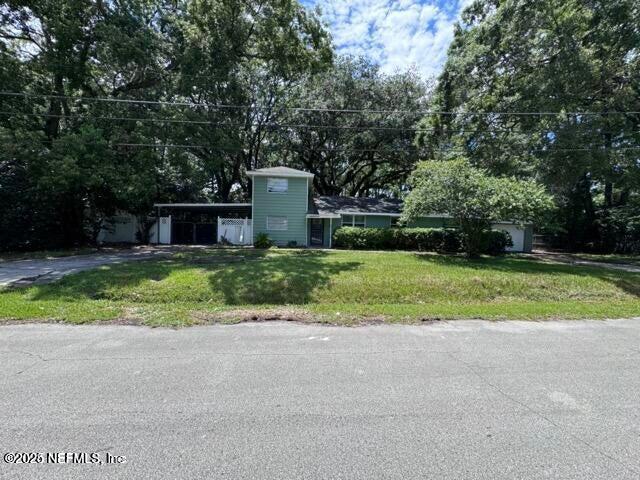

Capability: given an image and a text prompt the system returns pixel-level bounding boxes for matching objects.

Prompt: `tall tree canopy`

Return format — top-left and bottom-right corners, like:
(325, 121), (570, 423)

(276, 56), (429, 197)
(0, 0), (335, 248)
(417, 0), (640, 252)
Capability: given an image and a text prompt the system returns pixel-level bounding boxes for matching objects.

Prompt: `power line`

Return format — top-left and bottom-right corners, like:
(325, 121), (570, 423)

(0, 110), (512, 133)
(2, 91), (640, 116)
(8, 138), (640, 154)
(2, 111), (638, 138)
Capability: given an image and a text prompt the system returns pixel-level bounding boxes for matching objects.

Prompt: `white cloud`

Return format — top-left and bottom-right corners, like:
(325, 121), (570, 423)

(304, 0), (471, 79)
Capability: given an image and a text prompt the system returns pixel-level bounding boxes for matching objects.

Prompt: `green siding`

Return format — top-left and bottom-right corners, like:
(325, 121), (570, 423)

(324, 217), (342, 247)
(523, 225), (534, 253)
(252, 176), (309, 246)
(408, 217), (454, 228)
(364, 216), (391, 228)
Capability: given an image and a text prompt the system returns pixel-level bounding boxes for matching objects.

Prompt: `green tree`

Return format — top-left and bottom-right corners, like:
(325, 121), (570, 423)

(417, 0), (640, 252)
(402, 158), (553, 256)
(171, 0), (333, 201)
(0, 0), (333, 249)
(278, 56), (430, 196)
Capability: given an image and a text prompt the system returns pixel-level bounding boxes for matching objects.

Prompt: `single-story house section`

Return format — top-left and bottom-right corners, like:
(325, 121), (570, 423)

(100, 166), (533, 252)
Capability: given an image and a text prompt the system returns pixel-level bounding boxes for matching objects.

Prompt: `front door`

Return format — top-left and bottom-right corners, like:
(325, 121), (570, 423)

(310, 219), (323, 246)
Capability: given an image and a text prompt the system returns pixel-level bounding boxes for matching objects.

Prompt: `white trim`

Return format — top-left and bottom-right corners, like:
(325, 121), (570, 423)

(154, 203), (252, 208)
(306, 214), (341, 219)
(247, 170), (314, 179)
(335, 211), (402, 217)
(266, 216), (288, 231)
(266, 177), (288, 194)
(341, 214), (366, 228)
(305, 178), (309, 246)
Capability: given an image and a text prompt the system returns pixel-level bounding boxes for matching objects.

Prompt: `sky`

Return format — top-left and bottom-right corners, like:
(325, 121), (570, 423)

(301, 0), (472, 79)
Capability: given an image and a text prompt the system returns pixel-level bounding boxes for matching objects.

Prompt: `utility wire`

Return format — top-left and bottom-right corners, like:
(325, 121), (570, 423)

(2, 91), (640, 116)
(7, 139), (640, 154)
(1, 111), (638, 138)
(0, 110), (515, 133)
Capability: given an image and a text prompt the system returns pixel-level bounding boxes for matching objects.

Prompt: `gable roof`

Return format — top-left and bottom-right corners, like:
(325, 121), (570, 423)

(312, 195), (403, 216)
(246, 166), (314, 178)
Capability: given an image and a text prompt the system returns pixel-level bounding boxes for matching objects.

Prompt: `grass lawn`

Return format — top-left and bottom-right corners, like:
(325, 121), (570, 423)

(1, 248), (639, 326)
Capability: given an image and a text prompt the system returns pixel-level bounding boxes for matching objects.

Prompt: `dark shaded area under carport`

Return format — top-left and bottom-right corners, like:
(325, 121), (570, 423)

(155, 204), (251, 245)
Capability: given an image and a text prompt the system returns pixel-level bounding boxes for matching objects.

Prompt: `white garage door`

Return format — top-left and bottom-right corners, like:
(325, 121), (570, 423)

(493, 224), (525, 252)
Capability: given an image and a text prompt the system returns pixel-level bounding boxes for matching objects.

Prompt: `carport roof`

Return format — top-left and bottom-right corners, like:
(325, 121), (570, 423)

(246, 166), (314, 178)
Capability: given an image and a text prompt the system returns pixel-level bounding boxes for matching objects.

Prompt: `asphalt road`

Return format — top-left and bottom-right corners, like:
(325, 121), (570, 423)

(0, 249), (170, 287)
(1, 320), (639, 479)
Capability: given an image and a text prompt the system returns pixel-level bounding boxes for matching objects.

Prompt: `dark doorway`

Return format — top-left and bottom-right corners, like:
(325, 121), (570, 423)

(310, 219), (323, 246)
(156, 204), (252, 245)
(172, 222), (195, 244)
(195, 223), (216, 244)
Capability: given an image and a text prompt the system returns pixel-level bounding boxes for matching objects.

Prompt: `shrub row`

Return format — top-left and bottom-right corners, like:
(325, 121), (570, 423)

(332, 227), (512, 254)
(332, 227), (463, 252)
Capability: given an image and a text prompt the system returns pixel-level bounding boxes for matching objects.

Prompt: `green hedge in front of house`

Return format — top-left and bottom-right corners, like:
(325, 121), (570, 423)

(332, 227), (463, 252)
(332, 226), (513, 254)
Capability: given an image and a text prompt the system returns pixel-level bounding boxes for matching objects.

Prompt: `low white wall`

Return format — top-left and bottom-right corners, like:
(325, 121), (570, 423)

(492, 223), (525, 252)
(98, 214), (138, 244)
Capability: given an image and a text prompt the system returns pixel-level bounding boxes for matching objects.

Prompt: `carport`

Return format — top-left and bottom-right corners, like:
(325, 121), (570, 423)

(153, 203), (252, 245)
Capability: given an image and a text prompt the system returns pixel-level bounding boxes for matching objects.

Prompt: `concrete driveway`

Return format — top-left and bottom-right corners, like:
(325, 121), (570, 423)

(0, 249), (170, 287)
(1, 320), (639, 479)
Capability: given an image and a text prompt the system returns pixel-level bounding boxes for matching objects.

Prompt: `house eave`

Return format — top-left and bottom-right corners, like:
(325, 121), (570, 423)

(246, 171), (314, 179)
(306, 213), (341, 219)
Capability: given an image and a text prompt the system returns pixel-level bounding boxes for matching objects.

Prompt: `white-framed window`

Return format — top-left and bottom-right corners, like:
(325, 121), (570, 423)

(267, 177), (288, 193)
(266, 216), (288, 231)
(342, 214), (366, 228)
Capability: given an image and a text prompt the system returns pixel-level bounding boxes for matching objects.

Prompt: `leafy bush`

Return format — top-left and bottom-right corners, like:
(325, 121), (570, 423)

(287, 240), (298, 247)
(479, 230), (513, 255)
(332, 227), (462, 252)
(254, 232), (274, 249)
(333, 227), (513, 254)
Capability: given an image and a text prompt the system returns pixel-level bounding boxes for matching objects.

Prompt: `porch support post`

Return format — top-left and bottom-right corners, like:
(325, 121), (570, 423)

(329, 217), (332, 249)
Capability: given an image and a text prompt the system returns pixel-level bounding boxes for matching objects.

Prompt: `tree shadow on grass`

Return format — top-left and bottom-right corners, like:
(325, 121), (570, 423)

(23, 249), (269, 301)
(208, 250), (362, 304)
(22, 249), (362, 304)
(413, 253), (640, 298)
(24, 260), (190, 301)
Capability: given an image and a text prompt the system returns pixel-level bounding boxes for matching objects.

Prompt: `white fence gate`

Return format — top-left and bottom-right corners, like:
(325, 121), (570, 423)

(217, 218), (252, 245)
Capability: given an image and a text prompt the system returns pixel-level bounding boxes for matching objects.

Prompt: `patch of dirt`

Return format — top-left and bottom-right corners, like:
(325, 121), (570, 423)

(193, 308), (317, 324)
(191, 309), (444, 327)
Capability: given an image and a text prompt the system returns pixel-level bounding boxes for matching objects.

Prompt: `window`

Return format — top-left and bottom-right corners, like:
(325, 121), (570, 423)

(267, 178), (288, 193)
(342, 214), (366, 228)
(266, 216), (288, 231)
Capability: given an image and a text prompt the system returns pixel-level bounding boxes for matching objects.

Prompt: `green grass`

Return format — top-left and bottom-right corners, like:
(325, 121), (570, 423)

(1, 248), (639, 326)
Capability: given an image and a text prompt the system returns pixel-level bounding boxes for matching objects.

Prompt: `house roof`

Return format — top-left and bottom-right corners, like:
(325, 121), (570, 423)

(246, 166), (314, 178)
(311, 195), (403, 216)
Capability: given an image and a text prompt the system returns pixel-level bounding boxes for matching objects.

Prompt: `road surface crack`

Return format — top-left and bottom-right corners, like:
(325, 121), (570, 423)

(447, 351), (639, 476)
